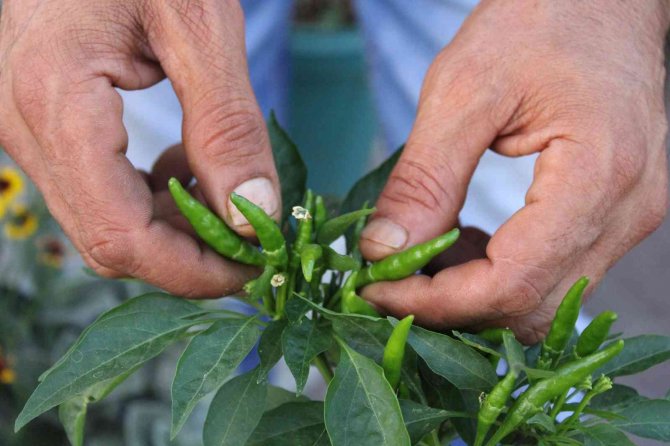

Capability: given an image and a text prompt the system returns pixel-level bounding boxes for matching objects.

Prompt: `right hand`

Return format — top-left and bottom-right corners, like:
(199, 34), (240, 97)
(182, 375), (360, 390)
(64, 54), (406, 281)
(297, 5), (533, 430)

(0, 0), (281, 298)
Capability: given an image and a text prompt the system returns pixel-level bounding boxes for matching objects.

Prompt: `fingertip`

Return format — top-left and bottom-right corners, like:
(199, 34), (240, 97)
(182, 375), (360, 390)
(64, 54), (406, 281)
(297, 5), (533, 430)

(226, 177), (280, 236)
(359, 217), (409, 260)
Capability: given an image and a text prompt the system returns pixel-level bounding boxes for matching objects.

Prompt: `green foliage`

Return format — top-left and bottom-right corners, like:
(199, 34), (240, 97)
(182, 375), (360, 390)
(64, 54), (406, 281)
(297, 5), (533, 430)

(11, 122), (670, 446)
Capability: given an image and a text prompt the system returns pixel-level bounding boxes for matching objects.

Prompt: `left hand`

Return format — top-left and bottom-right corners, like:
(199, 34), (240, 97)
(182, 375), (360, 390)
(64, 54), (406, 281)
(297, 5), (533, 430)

(358, 0), (669, 343)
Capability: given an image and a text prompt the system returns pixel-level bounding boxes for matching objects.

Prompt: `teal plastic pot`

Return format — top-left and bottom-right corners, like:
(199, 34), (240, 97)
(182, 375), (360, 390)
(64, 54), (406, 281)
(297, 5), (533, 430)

(289, 26), (376, 198)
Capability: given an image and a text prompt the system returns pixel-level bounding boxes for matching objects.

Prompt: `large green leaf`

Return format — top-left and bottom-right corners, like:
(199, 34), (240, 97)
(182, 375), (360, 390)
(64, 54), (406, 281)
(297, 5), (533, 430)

(248, 401), (329, 446)
(268, 112), (307, 225)
(282, 318), (332, 394)
(16, 293), (202, 431)
(404, 324), (497, 391)
(203, 369), (267, 446)
(591, 384), (643, 412)
(257, 319), (288, 383)
(331, 315), (393, 364)
(595, 335), (670, 377)
(324, 342), (410, 446)
(341, 147), (403, 214)
(171, 317), (260, 437)
(399, 399), (448, 445)
(612, 399), (670, 441)
(580, 423), (635, 446)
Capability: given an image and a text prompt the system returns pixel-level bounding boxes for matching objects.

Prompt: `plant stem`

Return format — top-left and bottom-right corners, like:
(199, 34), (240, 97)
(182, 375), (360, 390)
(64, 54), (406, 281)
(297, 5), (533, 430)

(426, 430), (441, 446)
(549, 391), (568, 419)
(313, 353), (334, 383)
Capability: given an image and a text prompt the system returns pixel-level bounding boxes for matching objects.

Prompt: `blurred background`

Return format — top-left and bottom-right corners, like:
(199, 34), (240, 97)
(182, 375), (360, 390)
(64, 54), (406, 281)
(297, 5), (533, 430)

(1, 0), (669, 445)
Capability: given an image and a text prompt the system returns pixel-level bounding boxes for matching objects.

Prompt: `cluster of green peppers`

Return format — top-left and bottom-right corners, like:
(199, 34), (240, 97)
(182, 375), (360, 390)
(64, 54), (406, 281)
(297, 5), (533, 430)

(168, 178), (460, 391)
(473, 277), (623, 446)
(169, 178), (624, 445)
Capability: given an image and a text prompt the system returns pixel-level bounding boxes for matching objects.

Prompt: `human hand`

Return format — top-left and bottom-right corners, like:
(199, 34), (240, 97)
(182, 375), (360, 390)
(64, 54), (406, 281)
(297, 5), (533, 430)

(0, 0), (280, 297)
(358, 0), (670, 343)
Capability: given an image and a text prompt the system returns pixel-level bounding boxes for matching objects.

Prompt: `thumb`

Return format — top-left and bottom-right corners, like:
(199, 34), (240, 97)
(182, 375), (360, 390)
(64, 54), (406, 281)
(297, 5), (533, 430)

(359, 57), (504, 260)
(146, 0), (279, 237)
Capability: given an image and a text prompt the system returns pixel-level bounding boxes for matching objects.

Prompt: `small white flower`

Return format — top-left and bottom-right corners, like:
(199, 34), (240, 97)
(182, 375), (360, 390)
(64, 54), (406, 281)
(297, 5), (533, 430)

(292, 206), (312, 221)
(271, 273), (286, 288)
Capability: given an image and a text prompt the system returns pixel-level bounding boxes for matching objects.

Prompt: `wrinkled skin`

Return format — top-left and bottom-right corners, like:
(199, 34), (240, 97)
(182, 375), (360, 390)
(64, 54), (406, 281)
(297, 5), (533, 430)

(1, 0), (668, 343)
(359, 0), (670, 343)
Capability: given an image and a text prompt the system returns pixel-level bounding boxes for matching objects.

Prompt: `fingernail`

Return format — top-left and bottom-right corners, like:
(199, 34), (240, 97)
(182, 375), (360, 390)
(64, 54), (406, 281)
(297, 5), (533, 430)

(228, 177), (279, 226)
(360, 218), (408, 249)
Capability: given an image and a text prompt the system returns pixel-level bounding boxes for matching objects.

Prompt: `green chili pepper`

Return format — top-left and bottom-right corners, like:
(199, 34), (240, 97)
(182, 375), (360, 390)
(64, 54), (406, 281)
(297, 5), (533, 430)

(382, 315), (414, 390)
(316, 208), (376, 246)
(322, 246), (360, 272)
(575, 311), (617, 358)
(538, 277), (589, 369)
(168, 178), (265, 266)
(314, 195), (327, 234)
(348, 201), (370, 263)
(300, 244), (323, 283)
(230, 192), (288, 269)
(356, 228), (460, 287)
(486, 339), (623, 446)
(293, 190), (314, 255)
(474, 370), (517, 446)
(341, 271), (379, 317)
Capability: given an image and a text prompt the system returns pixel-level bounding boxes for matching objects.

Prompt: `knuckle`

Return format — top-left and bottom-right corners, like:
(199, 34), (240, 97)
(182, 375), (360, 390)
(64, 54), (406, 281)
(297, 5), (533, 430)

(610, 147), (645, 193)
(381, 155), (455, 215)
(85, 228), (139, 275)
(191, 100), (267, 164)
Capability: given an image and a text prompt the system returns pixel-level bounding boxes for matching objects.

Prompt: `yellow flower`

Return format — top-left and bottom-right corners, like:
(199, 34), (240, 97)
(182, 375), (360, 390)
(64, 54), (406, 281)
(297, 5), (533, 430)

(37, 236), (66, 268)
(0, 368), (15, 384)
(0, 350), (15, 385)
(0, 167), (24, 207)
(4, 204), (38, 240)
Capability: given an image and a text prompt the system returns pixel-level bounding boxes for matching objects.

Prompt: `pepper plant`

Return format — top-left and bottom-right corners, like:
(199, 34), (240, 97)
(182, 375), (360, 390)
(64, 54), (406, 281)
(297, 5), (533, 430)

(14, 115), (670, 445)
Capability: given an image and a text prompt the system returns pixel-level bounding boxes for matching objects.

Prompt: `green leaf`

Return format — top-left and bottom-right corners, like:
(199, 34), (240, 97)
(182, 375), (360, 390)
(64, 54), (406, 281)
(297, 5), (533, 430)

(612, 399), (670, 441)
(285, 298), (312, 324)
(16, 293), (202, 431)
(248, 401), (329, 446)
(322, 246), (360, 272)
(418, 361), (478, 445)
(317, 208), (376, 245)
(258, 320), (288, 383)
(171, 317), (260, 437)
(595, 335), (670, 377)
(332, 315), (393, 363)
(264, 385), (309, 412)
(325, 342), (410, 446)
(268, 112), (307, 225)
(502, 330), (525, 375)
(404, 324), (497, 391)
(282, 318), (332, 394)
(580, 423), (635, 446)
(399, 399), (448, 444)
(591, 384), (643, 412)
(526, 413), (556, 433)
(59, 367), (139, 446)
(452, 331), (501, 358)
(203, 369), (267, 446)
(341, 147), (403, 214)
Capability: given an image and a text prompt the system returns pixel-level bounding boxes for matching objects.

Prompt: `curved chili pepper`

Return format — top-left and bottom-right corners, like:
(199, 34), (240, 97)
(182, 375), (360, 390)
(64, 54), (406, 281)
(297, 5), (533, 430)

(168, 178), (265, 266)
(230, 192), (288, 269)
(341, 271), (379, 317)
(300, 244), (323, 283)
(486, 339), (624, 446)
(355, 228), (460, 287)
(575, 311), (617, 358)
(538, 277), (589, 369)
(474, 370), (517, 446)
(293, 190), (314, 255)
(382, 315), (414, 390)
(476, 328), (510, 345)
